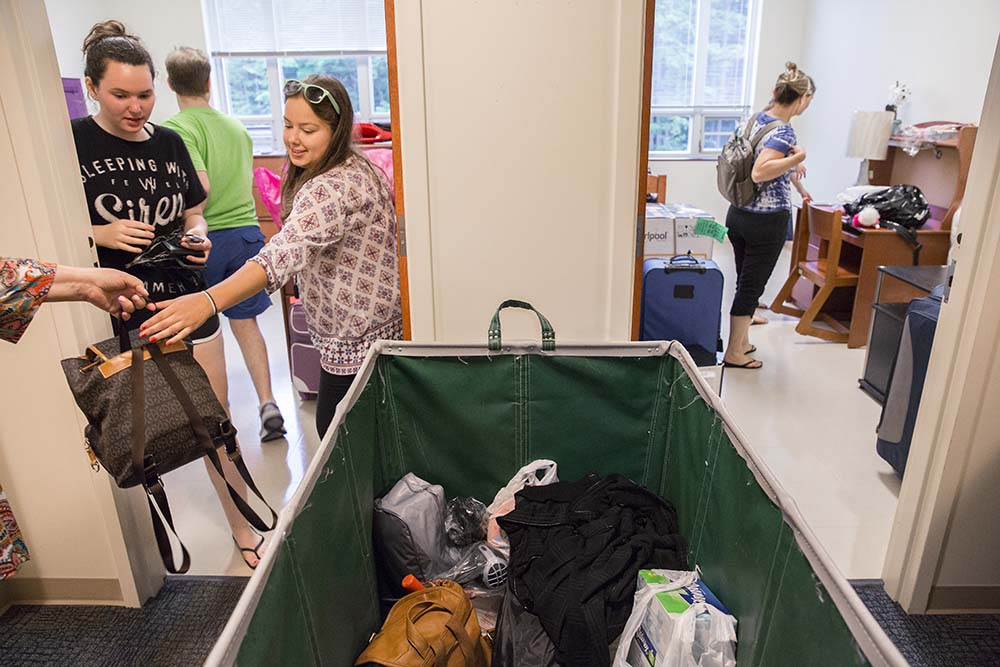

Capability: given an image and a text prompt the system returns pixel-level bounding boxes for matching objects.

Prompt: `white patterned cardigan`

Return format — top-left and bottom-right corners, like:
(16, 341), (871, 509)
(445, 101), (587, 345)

(251, 155), (402, 375)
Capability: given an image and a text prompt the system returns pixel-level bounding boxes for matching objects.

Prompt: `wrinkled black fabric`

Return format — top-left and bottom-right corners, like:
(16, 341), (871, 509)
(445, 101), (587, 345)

(497, 473), (687, 667)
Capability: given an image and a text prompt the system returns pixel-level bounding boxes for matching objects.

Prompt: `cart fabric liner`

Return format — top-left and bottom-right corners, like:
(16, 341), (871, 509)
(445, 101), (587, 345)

(206, 331), (907, 667)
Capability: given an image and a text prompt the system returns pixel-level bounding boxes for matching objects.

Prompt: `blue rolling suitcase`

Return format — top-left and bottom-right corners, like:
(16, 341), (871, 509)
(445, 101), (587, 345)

(639, 254), (724, 366)
(876, 287), (943, 478)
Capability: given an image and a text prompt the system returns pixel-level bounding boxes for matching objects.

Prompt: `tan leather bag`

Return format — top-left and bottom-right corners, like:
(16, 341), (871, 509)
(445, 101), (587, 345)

(356, 580), (491, 667)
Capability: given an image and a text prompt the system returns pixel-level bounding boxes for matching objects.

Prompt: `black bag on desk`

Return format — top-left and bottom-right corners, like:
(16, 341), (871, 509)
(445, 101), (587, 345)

(61, 329), (276, 573)
(876, 287), (944, 477)
(844, 184), (931, 229)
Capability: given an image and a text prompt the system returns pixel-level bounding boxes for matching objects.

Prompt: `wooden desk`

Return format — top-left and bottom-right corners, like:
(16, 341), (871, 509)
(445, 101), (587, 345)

(784, 122), (975, 345)
(787, 206), (950, 347)
(841, 219), (950, 347)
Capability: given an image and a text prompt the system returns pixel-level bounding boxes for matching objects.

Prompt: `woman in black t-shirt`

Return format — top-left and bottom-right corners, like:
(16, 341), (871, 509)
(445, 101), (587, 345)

(72, 20), (266, 570)
(73, 24), (215, 339)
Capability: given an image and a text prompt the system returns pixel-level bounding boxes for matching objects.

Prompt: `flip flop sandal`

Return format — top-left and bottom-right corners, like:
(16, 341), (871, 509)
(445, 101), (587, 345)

(233, 534), (265, 570)
(723, 359), (763, 370)
(745, 345), (757, 354)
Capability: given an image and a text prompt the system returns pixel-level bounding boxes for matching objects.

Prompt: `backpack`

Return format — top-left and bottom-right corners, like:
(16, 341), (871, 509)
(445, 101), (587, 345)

(716, 116), (783, 207)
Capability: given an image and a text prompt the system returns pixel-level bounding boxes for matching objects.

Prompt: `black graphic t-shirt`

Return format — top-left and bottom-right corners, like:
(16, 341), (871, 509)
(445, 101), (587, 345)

(72, 117), (208, 316)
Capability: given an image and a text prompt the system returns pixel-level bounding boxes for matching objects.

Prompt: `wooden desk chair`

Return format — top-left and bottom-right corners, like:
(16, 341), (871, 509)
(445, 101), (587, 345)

(647, 174), (667, 203)
(770, 202), (859, 343)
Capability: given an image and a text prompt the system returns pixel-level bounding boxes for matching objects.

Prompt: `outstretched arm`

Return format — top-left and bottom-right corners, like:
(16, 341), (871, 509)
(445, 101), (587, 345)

(140, 261), (268, 345)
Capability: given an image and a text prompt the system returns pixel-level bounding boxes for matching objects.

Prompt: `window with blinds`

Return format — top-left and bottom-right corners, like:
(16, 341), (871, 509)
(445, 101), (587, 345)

(650, 0), (759, 159)
(204, 0), (389, 154)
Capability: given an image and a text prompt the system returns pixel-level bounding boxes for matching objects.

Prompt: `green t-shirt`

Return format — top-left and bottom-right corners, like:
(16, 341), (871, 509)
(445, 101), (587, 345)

(163, 106), (258, 232)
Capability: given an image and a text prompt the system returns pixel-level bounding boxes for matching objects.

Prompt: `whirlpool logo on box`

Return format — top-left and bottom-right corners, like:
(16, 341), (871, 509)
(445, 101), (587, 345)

(646, 231), (672, 242)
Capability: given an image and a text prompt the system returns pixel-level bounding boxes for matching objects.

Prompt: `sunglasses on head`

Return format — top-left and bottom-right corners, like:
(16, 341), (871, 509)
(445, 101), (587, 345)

(283, 79), (341, 115)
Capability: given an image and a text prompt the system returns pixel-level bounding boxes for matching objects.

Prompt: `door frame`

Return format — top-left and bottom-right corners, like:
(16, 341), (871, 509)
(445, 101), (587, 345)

(384, 0), (412, 339)
(631, 0), (656, 339)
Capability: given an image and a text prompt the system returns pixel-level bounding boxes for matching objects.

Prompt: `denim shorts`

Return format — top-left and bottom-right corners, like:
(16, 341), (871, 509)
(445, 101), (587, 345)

(205, 226), (272, 320)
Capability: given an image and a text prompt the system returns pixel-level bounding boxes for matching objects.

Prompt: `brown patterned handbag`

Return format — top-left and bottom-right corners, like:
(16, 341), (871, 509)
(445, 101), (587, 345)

(356, 579), (491, 667)
(61, 328), (276, 573)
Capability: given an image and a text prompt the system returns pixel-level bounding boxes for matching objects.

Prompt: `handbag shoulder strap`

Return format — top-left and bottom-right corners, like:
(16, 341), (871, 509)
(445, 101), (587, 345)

(130, 345), (191, 574)
(148, 344), (277, 532)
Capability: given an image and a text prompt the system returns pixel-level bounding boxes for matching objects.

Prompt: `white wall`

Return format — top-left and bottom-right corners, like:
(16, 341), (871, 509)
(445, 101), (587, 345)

(883, 39), (1000, 612)
(1, 0), (163, 606)
(395, 0), (645, 343)
(648, 0), (807, 224)
(795, 0), (1000, 203)
(45, 0), (209, 122)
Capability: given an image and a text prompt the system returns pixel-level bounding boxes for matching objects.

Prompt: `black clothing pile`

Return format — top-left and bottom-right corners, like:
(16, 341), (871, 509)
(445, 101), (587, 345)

(496, 473), (688, 667)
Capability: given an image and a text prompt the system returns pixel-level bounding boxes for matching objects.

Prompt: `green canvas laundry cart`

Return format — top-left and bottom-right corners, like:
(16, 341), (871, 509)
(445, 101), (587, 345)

(206, 302), (907, 667)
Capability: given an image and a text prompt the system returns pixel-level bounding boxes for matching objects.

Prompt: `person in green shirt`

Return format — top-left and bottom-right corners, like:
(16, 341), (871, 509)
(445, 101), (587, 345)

(163, 47), (286, 443)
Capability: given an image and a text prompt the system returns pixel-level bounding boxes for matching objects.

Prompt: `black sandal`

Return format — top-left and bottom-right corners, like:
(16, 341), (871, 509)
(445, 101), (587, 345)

(723, 358), (763, 370)
(233, 534), (265, 570)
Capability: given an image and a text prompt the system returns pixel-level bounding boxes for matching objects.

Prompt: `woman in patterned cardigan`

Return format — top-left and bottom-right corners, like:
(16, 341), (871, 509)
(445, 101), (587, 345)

(140, 75), (402, 439)
(1, 257), (150, 344)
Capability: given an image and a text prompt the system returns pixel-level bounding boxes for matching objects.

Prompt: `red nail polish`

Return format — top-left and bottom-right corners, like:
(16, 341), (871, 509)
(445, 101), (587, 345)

(149, 336), (157, 343)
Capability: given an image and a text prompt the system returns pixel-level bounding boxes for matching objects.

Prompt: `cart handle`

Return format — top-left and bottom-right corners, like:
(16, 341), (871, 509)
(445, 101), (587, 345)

(488, 300), (556, 351)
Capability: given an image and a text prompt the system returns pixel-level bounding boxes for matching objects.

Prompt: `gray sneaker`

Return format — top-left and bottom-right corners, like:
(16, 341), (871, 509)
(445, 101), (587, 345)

(259, 401), (286, 442)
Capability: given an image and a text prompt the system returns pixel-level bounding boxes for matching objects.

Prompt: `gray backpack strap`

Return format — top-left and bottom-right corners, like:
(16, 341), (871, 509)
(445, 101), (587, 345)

(749, 119), (784, 150)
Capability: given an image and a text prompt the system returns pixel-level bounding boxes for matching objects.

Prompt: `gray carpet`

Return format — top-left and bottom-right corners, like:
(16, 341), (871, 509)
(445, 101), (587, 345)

(5, 576), (1000, 665)
(0, 576), (247, 667)
(853, 580), (1000, 667)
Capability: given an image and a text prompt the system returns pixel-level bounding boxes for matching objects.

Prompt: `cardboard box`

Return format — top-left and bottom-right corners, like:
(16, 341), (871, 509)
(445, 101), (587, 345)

(644, 204), (675, 257)
(644, 203), (716, 260)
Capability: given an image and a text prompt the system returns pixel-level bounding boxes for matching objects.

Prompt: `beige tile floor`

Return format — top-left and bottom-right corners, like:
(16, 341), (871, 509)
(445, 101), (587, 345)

(714, 239), (901, 580)
(170, 238), (900, 580)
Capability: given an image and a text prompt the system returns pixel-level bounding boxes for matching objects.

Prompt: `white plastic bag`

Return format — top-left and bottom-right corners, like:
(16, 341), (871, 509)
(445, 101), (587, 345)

(486, 459), (559, 515)
(613, 570), (737, 667)
(486, 460), (558, 556)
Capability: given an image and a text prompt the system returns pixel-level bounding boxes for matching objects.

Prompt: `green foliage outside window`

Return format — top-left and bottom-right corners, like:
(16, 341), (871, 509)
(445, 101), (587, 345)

(372, 56), (390, 114)
(224, 58), (270, 116)
(650, 115), (691, 152)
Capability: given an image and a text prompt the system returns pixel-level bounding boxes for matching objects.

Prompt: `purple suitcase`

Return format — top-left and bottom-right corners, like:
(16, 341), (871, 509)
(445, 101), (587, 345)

(289, 302), (320, 400)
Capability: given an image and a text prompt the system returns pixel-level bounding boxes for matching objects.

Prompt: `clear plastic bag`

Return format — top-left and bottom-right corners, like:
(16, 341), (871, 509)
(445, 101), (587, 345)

(493, 585), (559, 667)
(467, 584), (506, 635)
(430, 542), (508, 589)
(445, 497), (488, 547)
